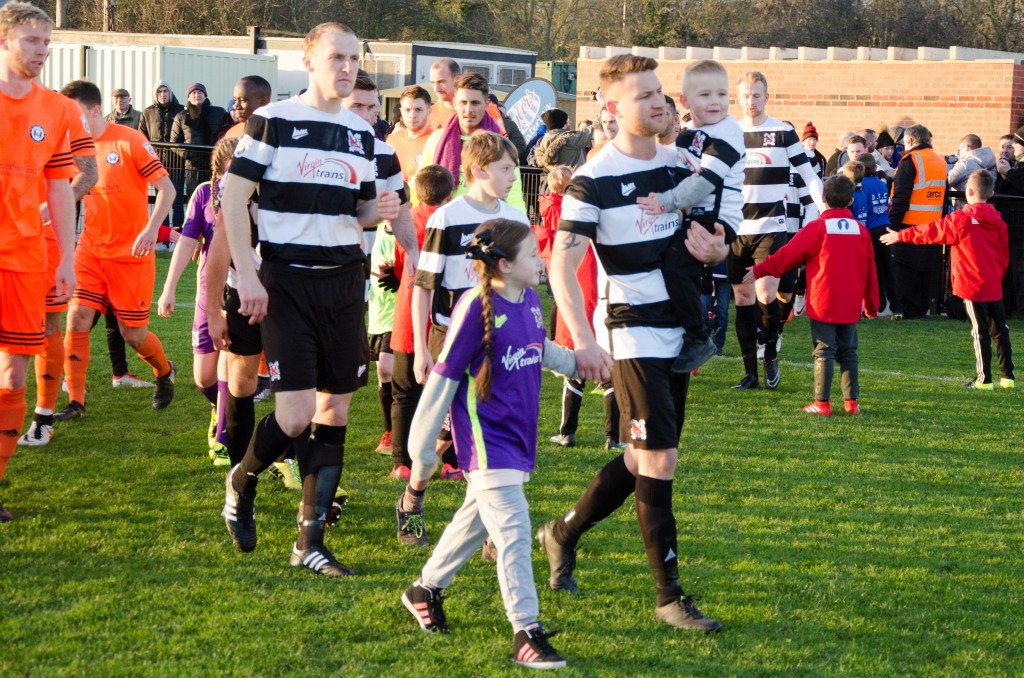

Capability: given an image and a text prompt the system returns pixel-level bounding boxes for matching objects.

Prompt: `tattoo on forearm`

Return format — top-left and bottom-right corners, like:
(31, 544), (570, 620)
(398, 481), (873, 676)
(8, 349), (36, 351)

(561, 233), (580, 250)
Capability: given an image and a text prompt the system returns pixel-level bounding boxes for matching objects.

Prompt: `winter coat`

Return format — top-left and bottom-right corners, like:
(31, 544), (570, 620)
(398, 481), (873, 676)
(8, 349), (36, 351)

(170, 99), (230, 168)
(947, 146), (997, 192)
(105, 106), (141, 129)
(533, 127), (593, 170)
(138, 81), (183, 143)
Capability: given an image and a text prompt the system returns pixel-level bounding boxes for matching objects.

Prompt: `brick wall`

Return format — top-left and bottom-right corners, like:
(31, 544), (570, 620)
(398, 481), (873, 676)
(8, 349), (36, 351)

(575, 51), (1024, 157)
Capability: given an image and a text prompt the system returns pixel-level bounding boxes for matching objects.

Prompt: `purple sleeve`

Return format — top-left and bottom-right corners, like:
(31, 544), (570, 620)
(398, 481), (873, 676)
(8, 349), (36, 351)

(182, 183), (211, 240)
(433, 291), (484, 381)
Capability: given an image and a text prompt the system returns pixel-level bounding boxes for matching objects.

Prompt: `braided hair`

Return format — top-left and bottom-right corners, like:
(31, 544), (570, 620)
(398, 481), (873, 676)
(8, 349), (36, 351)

(465, 218), (534, 401)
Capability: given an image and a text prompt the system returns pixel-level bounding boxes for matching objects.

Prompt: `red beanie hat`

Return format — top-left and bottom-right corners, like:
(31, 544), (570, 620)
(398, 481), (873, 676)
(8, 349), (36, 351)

(802, 121), (818, 141)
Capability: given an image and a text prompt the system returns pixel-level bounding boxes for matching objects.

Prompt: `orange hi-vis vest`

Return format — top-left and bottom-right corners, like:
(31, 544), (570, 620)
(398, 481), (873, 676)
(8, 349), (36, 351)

(902, 148), (947, 225)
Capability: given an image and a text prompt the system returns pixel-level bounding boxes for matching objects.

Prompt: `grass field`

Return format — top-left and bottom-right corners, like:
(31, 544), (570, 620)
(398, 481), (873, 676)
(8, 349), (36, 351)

(2, 252), (1023, 676)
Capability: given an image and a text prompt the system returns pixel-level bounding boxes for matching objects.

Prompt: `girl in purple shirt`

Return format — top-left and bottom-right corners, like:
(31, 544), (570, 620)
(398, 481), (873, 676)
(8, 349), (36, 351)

(397, 219), (577, 670)
(157, 137), (238, 460)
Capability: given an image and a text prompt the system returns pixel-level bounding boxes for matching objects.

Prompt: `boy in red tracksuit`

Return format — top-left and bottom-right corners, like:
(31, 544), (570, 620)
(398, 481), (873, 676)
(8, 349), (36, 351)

(746, 176), (878, 416)
(881, 170), (1015, 390)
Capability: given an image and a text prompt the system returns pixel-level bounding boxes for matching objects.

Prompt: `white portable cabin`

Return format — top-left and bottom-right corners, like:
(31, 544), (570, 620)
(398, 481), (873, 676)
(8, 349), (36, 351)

(42, 43), (277, 116)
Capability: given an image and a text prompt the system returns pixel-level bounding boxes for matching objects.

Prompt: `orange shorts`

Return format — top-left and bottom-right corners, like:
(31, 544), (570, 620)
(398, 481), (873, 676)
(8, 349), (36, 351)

(0, 269), (48, 354)
(71, 247), (155, 327)
(44, 236), (68, 313)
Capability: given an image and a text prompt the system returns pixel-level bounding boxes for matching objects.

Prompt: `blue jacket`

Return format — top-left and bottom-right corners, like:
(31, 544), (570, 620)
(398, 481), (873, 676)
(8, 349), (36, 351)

(862, 175), (891, 230)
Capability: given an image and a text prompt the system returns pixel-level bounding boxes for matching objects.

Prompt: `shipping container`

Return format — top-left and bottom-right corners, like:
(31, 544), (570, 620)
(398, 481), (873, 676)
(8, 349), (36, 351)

(42, 43), (277, 115)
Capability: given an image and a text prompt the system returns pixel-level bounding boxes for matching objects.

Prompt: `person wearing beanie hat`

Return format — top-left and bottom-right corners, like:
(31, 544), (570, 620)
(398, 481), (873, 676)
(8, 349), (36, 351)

(170, 81), (230, 205)
(873, 130), (897, 179)
(532, 108), (593, 171)
(105, 87), (141, 129)
(801, 121), (826, 178)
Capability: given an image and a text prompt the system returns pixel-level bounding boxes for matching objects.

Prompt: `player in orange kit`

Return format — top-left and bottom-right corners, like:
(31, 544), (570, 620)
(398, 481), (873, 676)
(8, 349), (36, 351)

(0, 1), (78, 522)
(56, 79), (178, 421)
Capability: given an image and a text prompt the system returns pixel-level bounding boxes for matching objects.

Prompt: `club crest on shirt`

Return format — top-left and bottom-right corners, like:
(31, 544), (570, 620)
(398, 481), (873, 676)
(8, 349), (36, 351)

(106, 151), (120, 165)
(29, 125), (46, 142)
(80, 116), (91, 133)
(531, 306), (544, 329)
(630, 418), (647, 441)
(763, 132), (776, 147)
(348, 130), (365, 155)
(143, 142), (157, 157)
(688, 131), (706, 157)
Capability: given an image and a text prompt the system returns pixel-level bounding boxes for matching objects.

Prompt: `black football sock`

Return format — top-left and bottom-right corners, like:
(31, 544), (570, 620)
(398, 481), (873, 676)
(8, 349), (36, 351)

(559, 379), (584, 436)
(441, 443), (458, 469)
(296, 423), (346, 550)
(636, 475), (684, 607)
(759, 299), (782, 361)
(224, 391), (255, 467)
(378, 381), (393, 432)
(735, 304), (759, 376)
(552, 454), (636, 549)
(235, 412), (296, 494)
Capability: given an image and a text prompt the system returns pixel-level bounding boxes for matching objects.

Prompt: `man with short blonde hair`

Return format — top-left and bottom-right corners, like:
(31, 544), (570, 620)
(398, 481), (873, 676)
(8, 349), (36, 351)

(0, 1), (78, 522)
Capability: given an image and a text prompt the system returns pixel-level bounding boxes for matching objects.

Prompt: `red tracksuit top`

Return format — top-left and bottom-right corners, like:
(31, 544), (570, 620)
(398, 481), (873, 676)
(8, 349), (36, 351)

(753, 207), (879, 324)
(894, 202), (1008, 302)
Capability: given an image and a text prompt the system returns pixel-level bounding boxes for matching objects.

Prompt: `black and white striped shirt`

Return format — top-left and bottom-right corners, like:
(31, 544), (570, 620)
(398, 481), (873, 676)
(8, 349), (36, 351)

(560, 143), (684, 360)
(740, 116), (823, 236)
(414, 196), (529, 327)
(229, 97), (377, 268)
(659, 115), (746, 233)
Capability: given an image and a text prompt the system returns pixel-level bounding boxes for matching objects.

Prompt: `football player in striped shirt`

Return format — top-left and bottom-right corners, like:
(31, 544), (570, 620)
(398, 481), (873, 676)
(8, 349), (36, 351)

(730, 71), (824, 390)
(539, 54), (725, 633)
(219, 23), (412, 576)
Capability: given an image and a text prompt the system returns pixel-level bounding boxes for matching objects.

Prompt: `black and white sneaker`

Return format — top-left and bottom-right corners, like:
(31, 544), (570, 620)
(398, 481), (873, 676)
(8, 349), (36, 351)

(54, 400), (85, 421)
(512, 624), (566, 670)
(763, 358), (781, 390)
(396, 497), (429, 547)
(402, 580), (450, 633)
(536, 521), (578, 593)
(289, 542), (354, 577)
(18, 419), (53, 447)
(222, 465), (257, 552)
(152, 361), (175, 410)
(731, 375), (758, 390)
(655, 596), (722, 633)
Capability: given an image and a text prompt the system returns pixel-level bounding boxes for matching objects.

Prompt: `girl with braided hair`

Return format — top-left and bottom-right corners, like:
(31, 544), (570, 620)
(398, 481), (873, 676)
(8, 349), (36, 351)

(398, 219), (578, 669)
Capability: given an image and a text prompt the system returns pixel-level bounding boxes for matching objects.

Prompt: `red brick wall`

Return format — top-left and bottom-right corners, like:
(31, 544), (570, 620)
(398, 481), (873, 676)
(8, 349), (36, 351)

(576, 58), (1024, 156)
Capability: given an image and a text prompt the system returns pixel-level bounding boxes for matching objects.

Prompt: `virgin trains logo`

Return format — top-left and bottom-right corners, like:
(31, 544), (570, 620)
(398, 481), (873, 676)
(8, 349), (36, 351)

(501, 343), (543, 371)
(296, 153), (358, 187)
(747, 152), (774, 166)
(636, 210), (680, 237)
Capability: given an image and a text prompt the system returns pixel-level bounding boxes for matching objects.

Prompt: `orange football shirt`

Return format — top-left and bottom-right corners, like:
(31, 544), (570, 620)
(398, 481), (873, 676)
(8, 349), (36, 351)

(80, 123), (169, 261)
(1, 83), (75, 273)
